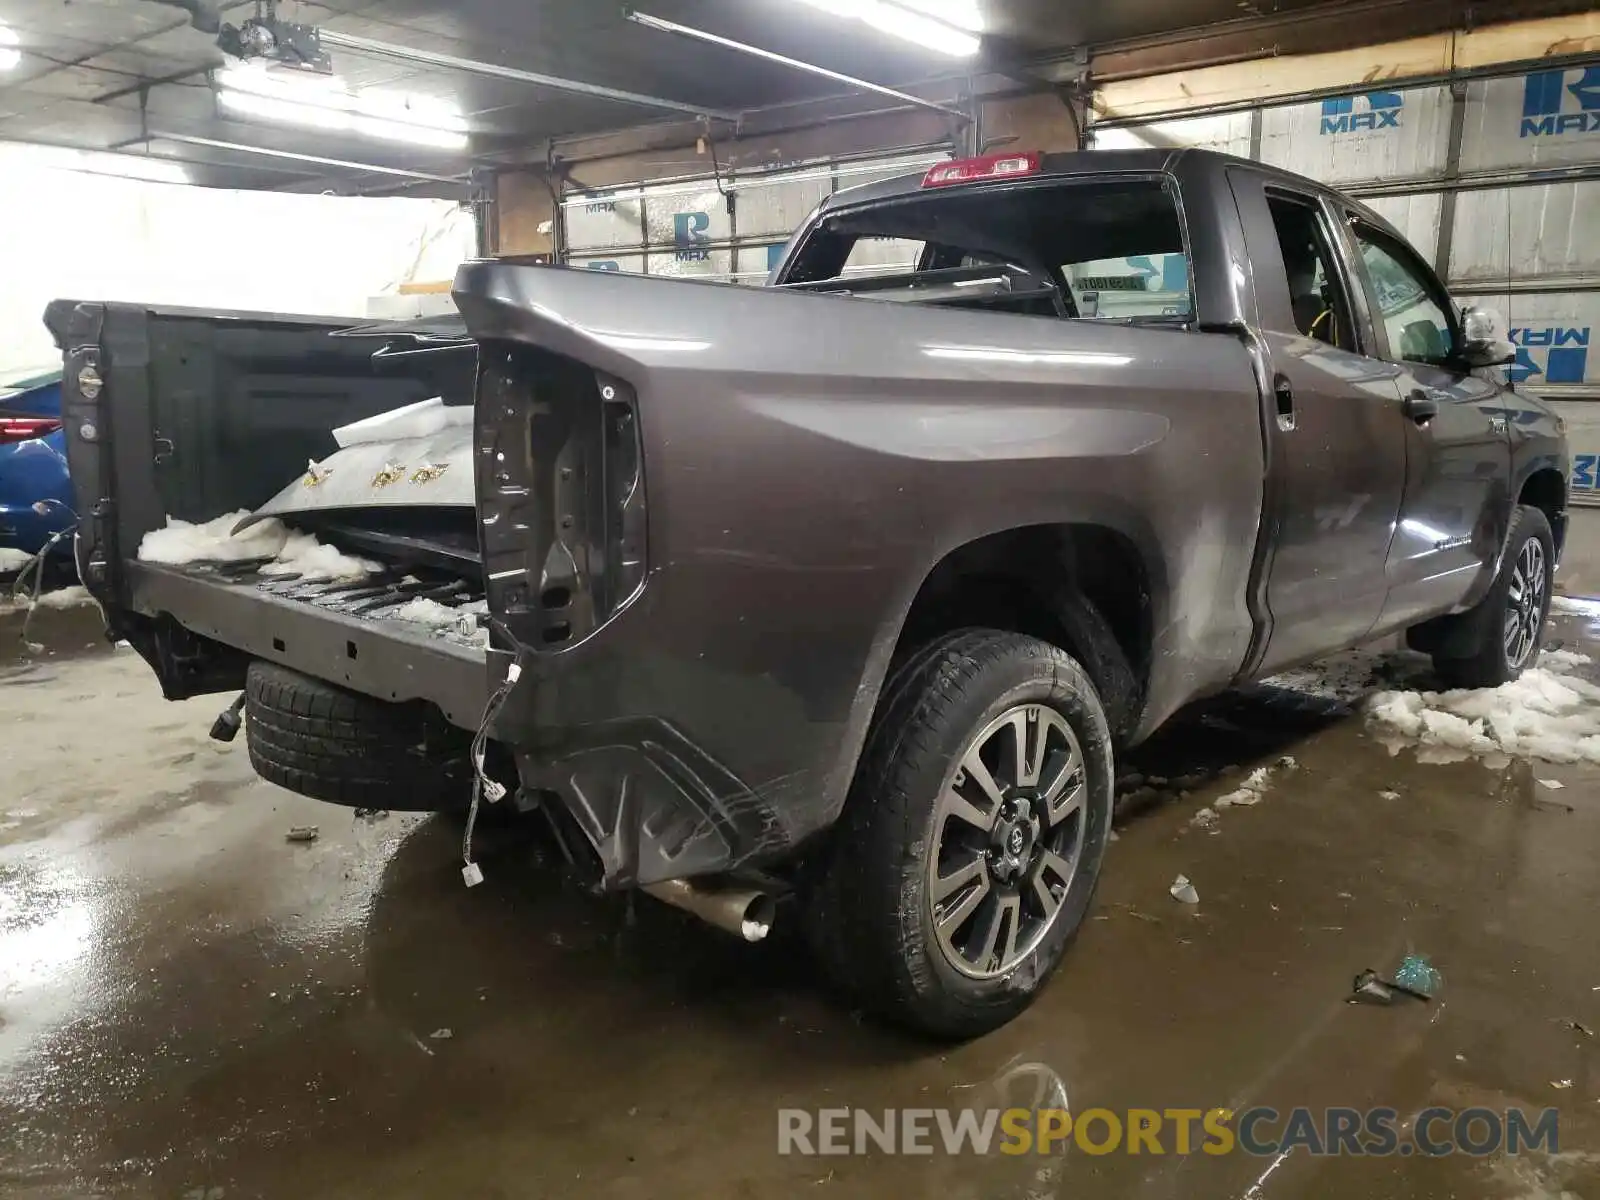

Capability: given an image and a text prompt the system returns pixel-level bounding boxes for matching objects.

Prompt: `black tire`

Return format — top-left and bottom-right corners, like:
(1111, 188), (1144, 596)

(245, 661), (472, 811)
(1431, 504), (1554, 690)
(804, 629), (1115, 1038)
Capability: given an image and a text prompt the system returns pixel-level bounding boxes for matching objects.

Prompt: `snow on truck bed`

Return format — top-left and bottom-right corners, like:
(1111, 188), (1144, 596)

(136, 512), (488, 649)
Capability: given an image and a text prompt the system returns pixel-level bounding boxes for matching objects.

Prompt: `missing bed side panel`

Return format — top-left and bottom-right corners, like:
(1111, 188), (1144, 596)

(475, 345), (644, 654)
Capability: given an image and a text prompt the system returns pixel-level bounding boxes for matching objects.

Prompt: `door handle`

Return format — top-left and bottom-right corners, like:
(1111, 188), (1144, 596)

(1404, 389), (1439, 424)
(1273, 373), (1295, 431)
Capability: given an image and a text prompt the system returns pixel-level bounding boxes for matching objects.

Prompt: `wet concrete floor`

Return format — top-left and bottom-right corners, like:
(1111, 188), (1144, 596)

(4, 568), (1600, 1198)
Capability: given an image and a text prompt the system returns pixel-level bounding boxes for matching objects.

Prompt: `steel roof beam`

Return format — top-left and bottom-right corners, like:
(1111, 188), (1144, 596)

(316, 30), (740, 122)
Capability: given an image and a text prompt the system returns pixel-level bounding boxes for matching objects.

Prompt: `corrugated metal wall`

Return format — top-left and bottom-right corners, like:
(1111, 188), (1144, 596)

(560, 148), (954, 286)
(1092, 60), (1600, 502)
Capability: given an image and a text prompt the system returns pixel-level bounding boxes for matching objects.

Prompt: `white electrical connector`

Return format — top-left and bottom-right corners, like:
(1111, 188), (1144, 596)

(461, 655), (526, 888)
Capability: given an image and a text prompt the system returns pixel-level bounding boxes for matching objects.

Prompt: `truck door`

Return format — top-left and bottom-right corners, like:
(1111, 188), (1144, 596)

(1335, 218), (1514, 630)
(1228, 172), (1409, 674)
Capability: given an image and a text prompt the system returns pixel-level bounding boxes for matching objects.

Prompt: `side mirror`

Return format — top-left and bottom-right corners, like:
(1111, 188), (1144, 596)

(1457, 305), (1516, 369)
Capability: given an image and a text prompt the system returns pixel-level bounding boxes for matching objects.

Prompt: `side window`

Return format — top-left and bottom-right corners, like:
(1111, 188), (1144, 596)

(1264, 192), (1357, 353)
(1349, 225), (1455, 367)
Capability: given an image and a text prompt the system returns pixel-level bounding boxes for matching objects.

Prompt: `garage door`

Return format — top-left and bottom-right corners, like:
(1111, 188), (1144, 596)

(560, 149), (953, 287)
(1091, 61), (1600, 504)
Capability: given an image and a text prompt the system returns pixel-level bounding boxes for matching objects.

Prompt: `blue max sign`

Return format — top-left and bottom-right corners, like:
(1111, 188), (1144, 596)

(1125, 254), (1189, 297)
(1520, 67), (1600, 138)
(1507, 326), (1591, 385)
(673, 211), (711, 262)
(1319, 92), (1403, 135)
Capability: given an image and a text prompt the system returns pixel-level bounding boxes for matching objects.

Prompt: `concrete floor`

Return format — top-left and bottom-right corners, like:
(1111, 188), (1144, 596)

(5, 514), (1600, 1199)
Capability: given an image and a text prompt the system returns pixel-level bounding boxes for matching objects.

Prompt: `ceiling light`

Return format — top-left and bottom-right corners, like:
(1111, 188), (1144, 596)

(790, 0), (980, 56)
(0, 25), (21, 71)
(0, 141), (190, 184)
(892, 0), (983, 33)
(216, 65), (469, 150)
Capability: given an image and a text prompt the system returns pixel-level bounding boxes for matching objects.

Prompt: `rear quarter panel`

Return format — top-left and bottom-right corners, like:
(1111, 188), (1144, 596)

(458, 265), (1266, 862)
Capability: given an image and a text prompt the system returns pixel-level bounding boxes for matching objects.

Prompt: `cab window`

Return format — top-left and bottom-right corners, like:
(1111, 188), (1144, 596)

(1349, 224), (1456, 367)
(1264, 192), (1358, 353)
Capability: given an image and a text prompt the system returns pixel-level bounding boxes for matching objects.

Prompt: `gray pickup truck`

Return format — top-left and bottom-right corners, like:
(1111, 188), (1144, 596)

(50, 148), (1567, 1037)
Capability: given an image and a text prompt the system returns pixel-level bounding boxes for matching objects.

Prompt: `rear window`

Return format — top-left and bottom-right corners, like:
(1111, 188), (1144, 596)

(781, 177), (1192, 322)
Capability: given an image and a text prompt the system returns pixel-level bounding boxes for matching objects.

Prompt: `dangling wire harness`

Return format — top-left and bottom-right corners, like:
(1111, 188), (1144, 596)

(461, 630), (528, 886)
(10, 512), (81, 646)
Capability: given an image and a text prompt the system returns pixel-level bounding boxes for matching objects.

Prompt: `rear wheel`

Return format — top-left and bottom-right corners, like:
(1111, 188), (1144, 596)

(804, 629), (1115, 1038)
(1431, 504), (1554, 690)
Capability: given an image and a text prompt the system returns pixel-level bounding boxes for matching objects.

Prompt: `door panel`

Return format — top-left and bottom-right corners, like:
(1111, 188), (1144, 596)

(1339, 223), (1513, 631)
(1254, 333), (1409, 671)
(1376, 363), (1512, 629)
(1228, 172), (1409, 675)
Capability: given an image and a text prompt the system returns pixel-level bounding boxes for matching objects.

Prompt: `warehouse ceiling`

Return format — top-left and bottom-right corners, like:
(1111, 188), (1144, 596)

(0, 0), (1589, 195)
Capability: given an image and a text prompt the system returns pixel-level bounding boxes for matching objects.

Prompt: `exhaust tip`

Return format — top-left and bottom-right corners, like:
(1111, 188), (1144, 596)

(643, 878), (778, 942)
(739, 893), (777, 942)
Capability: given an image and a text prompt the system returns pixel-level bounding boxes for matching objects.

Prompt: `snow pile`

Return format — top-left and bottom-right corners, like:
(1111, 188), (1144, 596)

(0, 583), (95, 613)
(1367, 651), (1600, 764)
(138, 514), (377, 581)
(1187, 756), (1299, 828)
(0, 548), (33, 573)
(1215, 766), (1273, 809)
(31, 585), (94, 610)
(1551, 595), (1600, 616)
(259, 531), (379, 582)
(380, 597), (488, 647)
(138, 511), (288, 564)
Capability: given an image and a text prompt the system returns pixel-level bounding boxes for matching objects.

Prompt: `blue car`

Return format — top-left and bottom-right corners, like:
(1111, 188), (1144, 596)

(0, 368), (75, 560)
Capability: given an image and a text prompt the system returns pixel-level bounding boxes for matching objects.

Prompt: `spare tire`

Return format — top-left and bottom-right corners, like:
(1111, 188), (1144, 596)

(244, 660), (472, 811)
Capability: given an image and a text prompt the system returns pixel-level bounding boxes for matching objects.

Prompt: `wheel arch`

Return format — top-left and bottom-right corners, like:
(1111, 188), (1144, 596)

(882, 522), (1158, 744)
(1518, 466), (1568, 560)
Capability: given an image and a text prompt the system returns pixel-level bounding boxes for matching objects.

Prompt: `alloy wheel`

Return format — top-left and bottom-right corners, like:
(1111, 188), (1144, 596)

(1503, 536), (1547, 671)
(927, 703), (1088, 980)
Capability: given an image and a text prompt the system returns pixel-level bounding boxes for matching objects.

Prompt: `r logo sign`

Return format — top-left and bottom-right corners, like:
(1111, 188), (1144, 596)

(674, 211), (712, 262)
(1319, 92), (1403, 135)
(1520, 67), (1600, 138)
(1507, 326), (1591, 386)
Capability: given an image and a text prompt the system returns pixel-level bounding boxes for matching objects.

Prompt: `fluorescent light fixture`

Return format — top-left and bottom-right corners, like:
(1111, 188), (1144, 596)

(0, 25), (21, 71)
(0, 140), (190, 184)
(217, 65), (469, 150)
(790, 0), (981, 56)
(893, 0), (984, 32)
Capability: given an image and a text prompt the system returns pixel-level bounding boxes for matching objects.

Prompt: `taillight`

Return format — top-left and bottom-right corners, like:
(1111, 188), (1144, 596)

(0, 417), (62, 445)
(921, 151), (1042, 188)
